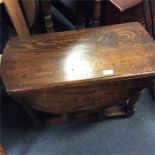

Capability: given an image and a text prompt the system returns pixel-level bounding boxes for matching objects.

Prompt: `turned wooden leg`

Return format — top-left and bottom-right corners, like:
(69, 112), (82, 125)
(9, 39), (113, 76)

(148, 79), (155, 102)
(41, 0), (54, 32)
(24, 106), (45, 128)
(91, 0), (102, 27)
(76, 0), (87, 28)
(4, 0), (30, 38)
(124, 90), (143, 117)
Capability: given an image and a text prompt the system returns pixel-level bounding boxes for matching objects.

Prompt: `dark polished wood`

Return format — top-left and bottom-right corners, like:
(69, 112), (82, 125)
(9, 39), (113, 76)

(143, 0), (155, 38)
(143, 0), (155, 101)
(76, 0), (87, 28)
(76, 0), (102, 28)
(89, 0), (102, 27)
(1, 22), (155, 126)
(110, 0), (142, 12)
(102, 0), (144, 26)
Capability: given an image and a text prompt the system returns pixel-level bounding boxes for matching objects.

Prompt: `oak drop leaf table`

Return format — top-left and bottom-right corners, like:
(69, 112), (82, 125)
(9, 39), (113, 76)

(1, 22), (155, 126)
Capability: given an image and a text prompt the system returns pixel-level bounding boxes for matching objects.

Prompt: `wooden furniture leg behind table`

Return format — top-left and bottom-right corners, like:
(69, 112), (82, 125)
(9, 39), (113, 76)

(0, 54), (6, 155)
(0, 0), (30, 38)
(143, 0), (155, 102)
(76, 0), (102, 28)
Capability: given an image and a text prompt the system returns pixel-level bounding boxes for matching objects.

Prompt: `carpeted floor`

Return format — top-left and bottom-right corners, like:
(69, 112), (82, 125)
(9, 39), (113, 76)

(1, 88), (155, 155)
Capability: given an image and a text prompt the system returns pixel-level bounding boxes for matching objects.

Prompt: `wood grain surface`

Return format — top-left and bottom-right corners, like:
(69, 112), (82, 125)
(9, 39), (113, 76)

(1, 22), (155, 123)
(2, 22), (155, 95)
(13, 77), (150, 114)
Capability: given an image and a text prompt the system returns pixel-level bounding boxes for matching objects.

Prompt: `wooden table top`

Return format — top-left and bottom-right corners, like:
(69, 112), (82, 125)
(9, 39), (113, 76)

(1, 22), (155, 94)
(110, 0), (142, 12)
